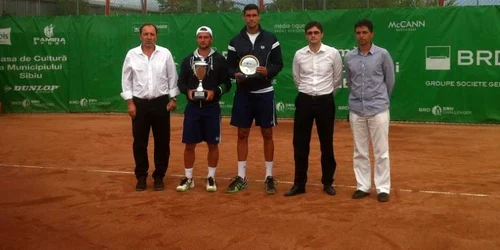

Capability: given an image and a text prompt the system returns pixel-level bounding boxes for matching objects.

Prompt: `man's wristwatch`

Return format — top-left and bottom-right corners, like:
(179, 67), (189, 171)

(171, 96), (177, 101)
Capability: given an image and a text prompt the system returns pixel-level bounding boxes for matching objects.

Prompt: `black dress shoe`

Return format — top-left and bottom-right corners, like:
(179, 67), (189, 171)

(323, 185), (336, 196)
(136, 176), (147, 191)
(377, 192), (390, 202)
(154, 177), (165, 191)
(352, 190), (370, 199)
(284, 185), (305, 196)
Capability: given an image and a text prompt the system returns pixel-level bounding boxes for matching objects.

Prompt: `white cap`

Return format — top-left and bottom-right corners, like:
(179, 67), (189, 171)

(196, 26), (213, 37)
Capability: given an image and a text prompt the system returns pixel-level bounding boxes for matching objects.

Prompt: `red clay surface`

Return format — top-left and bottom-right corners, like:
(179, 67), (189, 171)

(1, 114), (499, 249)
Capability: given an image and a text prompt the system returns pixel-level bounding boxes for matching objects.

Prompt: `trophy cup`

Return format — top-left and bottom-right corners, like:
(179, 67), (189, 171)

(238, 55), (260, 80)
(193, 60), (208, 100)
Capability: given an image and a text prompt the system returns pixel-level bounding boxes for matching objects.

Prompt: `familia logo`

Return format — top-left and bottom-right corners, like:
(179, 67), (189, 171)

(11, 99), (41, 107)
(21, 99), (40, 107)
(0, 27), (11, 45)
(80, 98), (89, 107)
(431, 105), (443, 116)
(275, 101), (295, 112)
(69, 98), (110, 107)
(276, 102), (285, 112)
(22, 99), (31, 108)
(34, 24), (66, 45)
(388, 20), (425, 32)
(419, 105), (472, 116)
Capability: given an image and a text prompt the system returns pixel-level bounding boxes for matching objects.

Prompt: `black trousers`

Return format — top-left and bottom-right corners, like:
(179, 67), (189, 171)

(293, 92), (337, 187)
(132, 95), (171, 179)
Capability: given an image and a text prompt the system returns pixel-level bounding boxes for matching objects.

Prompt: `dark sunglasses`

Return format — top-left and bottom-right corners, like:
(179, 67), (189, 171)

(306, 31), (321, 35)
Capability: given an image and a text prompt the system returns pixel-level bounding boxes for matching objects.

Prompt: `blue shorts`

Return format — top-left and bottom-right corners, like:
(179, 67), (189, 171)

(230, 90), (277, 128)
(182, 103), (221, 144)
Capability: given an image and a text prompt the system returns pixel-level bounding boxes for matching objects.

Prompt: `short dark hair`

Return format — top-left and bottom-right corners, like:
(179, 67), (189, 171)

(243, 4), (259, 15)
(354, 19), (373, 32)
(305, 21), (323, 34)
(139, 22), (158, 35)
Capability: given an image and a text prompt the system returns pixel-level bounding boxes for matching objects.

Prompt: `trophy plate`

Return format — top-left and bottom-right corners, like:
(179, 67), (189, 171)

(239, 55), (259, 75)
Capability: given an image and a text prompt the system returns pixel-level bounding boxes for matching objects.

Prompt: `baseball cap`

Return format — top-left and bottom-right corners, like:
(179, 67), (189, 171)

(196, 26), (213, 37)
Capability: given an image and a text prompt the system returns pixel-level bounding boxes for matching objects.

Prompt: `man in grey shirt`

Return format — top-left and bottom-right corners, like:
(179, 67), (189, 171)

(344, 19), (395, 202)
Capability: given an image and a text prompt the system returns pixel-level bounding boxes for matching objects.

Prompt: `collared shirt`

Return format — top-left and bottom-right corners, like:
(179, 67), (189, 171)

(345, 43), (395, 116)
(293, 43), (343, 96)
(121, 45), (179, 100)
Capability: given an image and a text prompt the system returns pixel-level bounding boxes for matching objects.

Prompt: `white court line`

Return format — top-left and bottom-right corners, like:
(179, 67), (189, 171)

(0, 163), (497, 198)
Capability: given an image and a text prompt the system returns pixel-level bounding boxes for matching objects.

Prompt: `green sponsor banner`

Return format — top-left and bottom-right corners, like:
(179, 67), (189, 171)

(1, 17), (70, 112)
(1, 7), (499, 123)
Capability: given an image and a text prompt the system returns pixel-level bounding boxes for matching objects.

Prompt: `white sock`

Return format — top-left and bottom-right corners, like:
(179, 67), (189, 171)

(207, 166), (216, 178)
(185, 168), (193, 179)
(265, 161), (273, 179)
(237, 161), (246, 179)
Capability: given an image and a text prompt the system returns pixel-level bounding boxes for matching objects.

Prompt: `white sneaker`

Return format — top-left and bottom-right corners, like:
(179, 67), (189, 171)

(176, 177), (194, 192)
(206, 177), (217, 192)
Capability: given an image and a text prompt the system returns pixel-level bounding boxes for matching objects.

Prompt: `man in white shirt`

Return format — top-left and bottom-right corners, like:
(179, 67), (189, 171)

(284, 21), (343, 197)
(121, 23), (180, 191)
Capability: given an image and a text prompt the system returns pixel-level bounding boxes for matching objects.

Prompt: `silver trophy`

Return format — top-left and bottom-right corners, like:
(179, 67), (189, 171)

(193, 60), (208, 100)
(239, 55), (259, 75)
(237, 55), (260, 81)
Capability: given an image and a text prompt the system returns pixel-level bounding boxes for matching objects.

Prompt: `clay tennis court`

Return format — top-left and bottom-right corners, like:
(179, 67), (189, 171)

(0, 114), (499, 249)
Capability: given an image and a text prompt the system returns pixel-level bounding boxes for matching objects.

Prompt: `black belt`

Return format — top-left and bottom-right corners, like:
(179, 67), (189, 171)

(133, 95), (169, 103)
(298, 92), (332, 100)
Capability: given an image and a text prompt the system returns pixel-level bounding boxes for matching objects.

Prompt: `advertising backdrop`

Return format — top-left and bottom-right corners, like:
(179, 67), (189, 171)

(1, 6), (499, 123)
